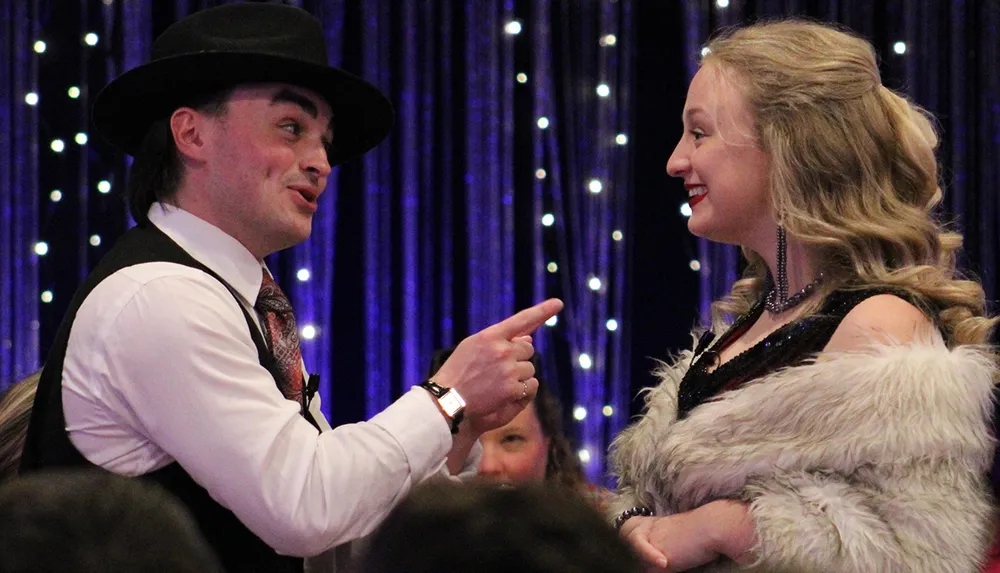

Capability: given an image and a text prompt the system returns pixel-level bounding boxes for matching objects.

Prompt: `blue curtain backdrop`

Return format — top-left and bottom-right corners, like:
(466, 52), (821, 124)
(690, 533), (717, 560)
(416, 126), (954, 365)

(0, 1), (39, 389)
(2, 0), (997, 485)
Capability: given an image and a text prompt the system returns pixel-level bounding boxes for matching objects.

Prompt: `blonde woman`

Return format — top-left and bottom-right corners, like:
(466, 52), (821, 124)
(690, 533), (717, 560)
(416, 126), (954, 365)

(609, 20), (997, 573)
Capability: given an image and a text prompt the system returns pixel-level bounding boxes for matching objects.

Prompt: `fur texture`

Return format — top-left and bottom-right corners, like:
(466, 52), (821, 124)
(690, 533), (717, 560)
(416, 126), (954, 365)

(609, 330), (997, 573)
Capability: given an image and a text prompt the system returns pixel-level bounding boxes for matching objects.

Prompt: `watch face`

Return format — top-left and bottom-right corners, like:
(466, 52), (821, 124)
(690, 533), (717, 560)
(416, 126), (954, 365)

(438, 391), (465, 417)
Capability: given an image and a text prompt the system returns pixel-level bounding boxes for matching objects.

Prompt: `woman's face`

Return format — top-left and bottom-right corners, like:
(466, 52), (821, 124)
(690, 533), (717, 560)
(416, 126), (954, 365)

(477, 402), (550, 485)
(666, 63), (773, 248)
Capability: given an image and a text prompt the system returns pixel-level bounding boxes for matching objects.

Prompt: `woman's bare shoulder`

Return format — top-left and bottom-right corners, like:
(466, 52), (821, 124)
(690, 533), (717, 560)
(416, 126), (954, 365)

(824, 293), (935, 352)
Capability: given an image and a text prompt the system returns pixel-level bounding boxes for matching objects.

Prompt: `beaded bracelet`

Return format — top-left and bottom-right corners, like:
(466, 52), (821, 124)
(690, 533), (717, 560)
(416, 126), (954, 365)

(614, 506), (654, 531)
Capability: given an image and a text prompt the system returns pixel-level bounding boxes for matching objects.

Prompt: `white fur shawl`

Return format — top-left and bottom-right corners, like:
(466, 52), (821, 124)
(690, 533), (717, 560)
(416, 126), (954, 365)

(609, 331), (997, 573)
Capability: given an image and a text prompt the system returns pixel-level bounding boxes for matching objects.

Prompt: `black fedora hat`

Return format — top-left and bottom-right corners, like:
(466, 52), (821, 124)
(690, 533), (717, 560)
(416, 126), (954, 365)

(92, 2), (393, 164)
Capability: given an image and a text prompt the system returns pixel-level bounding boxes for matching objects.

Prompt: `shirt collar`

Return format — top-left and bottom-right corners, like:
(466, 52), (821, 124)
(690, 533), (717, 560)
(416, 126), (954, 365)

(147, 202), (266, 305)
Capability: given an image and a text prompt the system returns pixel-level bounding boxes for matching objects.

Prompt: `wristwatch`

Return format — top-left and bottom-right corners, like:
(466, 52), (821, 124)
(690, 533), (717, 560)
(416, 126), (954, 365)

(418, 379), (465, 434)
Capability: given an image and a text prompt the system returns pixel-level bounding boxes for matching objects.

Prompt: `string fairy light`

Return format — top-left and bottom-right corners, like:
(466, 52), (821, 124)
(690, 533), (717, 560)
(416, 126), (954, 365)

(523, 1), (634, 485)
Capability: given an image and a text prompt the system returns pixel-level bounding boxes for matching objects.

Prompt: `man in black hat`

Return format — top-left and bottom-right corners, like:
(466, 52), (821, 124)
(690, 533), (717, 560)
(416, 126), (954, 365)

(20, 4), (562, 572)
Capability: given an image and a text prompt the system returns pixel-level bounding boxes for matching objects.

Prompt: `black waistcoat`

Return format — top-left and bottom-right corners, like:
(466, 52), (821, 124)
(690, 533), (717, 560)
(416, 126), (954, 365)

(21, 224), (306, 573)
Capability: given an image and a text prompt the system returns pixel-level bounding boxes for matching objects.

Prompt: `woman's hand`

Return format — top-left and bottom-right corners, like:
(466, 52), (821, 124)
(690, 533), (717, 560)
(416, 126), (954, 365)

(697, 499), (756, 565)
(619, 500), (755, 572)
(619, 516), (669, 570)
(643, 512), (723, 571)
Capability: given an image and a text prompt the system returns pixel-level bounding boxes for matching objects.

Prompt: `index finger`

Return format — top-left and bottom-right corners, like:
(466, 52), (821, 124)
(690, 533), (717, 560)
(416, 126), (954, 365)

(485, 298), (563, 339)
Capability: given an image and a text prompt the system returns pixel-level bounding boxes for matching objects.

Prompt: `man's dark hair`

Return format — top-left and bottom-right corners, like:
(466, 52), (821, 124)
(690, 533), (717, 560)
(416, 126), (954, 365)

(126, 89), (232, 227)
(0, 470), (222, 573)
(427, 348), (587, 491)
(357, 481), (640, 573)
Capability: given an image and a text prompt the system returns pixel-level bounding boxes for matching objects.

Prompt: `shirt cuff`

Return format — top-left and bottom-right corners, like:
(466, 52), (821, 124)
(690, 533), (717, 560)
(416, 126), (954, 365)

(368, 387), (453, 480)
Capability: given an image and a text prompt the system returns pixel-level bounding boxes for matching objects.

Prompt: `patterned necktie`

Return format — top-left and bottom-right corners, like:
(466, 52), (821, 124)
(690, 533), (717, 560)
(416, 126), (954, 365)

(255, 270), (305, 411)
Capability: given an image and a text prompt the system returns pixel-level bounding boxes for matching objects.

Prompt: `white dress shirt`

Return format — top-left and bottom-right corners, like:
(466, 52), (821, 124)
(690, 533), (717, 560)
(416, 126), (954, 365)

(62, 203), (477, 557)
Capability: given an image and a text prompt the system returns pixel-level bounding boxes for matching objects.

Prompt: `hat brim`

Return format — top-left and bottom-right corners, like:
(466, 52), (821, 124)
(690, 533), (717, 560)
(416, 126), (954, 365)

(92, 52), (394, 165)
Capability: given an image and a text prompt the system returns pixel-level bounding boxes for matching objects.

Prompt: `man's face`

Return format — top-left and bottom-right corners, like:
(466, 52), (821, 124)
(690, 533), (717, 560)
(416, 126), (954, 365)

(202, 83), (333, 259)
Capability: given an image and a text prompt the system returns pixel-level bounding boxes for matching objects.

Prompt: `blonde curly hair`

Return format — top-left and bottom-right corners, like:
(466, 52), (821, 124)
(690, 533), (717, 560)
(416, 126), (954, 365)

(701, 19), (995, 346)
(0, 371), (39, 481)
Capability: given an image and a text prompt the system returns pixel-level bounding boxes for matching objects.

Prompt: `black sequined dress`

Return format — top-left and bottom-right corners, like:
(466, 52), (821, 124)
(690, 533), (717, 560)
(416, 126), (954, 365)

(677, 288), (911, 419)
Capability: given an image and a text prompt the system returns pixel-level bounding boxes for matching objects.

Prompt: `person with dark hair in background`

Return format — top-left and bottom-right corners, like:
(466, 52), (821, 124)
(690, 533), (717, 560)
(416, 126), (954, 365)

(356, 481), (640, 573)
(0, 470), (222, 573)
(19, 4), (562, 572)
(0, 371), (40, 482)
(429, 348), (610, 507)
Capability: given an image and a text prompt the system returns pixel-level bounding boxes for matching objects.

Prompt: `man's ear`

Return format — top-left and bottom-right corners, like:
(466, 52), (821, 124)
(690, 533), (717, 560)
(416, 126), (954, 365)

(170, 107), (211, 161)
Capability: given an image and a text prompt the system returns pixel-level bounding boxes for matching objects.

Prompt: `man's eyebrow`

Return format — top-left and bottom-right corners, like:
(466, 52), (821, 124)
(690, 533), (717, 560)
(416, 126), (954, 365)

(271, 88), (334, 143)
(271, 88), (318, 118)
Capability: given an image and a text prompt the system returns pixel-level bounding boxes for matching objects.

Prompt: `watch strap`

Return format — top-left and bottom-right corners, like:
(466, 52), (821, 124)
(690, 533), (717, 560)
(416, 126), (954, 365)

(418, 379), (465, 434)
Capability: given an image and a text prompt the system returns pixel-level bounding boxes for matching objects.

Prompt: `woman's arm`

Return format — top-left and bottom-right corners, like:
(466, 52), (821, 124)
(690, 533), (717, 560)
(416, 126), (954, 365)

(738, 467), (991, 573)
(631, 466), (990, 573)
(621, 500), (754, 571)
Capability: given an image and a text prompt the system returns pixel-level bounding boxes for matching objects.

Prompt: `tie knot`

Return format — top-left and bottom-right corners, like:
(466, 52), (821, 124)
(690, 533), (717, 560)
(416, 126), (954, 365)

(256, 270), (293, 315)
